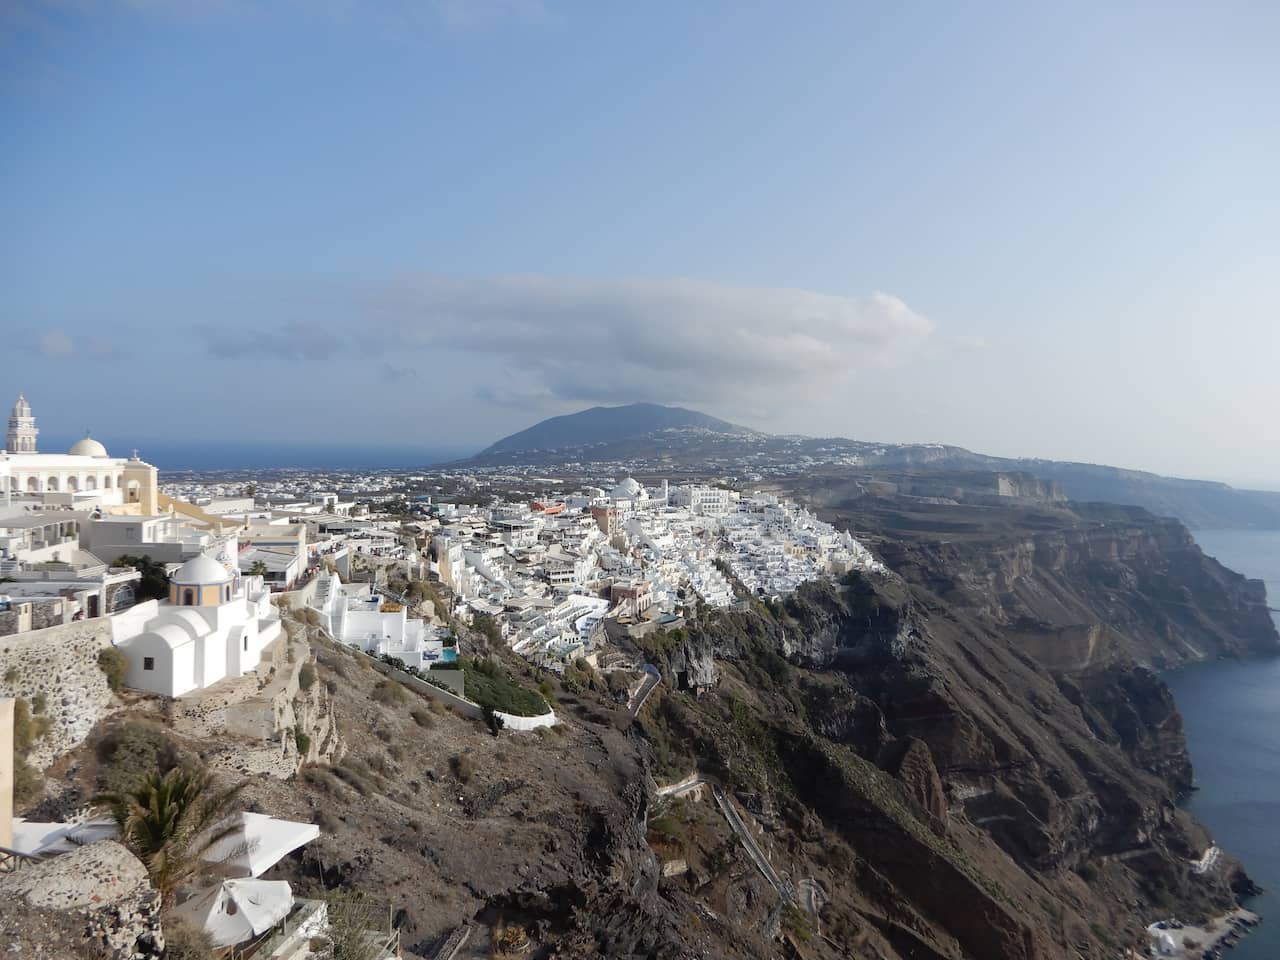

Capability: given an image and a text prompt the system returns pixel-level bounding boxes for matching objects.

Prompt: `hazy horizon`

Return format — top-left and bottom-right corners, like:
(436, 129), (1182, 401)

(4, 2), (1278, 486)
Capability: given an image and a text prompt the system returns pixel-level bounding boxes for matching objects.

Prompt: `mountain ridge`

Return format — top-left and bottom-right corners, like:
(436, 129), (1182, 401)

(460, 403), (1280, 529)
(473, 402), (757, 458)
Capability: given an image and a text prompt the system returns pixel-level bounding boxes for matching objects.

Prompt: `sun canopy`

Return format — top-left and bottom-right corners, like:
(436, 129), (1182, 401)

(173, 878), (294, 948)
(200, 812), (319, 877)
(9, 817), (118, 857)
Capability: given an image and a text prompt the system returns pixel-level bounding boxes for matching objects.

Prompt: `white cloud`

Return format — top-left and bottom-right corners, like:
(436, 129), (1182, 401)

(36, 330), (75, 356)
(360, 275), (933, 411)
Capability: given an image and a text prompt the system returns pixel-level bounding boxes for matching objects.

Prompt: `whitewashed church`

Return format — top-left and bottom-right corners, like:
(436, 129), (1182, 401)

(110, 553), (283, 698)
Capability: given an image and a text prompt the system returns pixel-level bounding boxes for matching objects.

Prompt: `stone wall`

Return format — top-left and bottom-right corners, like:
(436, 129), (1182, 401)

(0, 618), (116, 770)
(0, 597), (73, 637)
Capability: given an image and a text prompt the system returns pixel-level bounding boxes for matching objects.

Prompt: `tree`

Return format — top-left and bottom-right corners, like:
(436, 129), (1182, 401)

(115, 554), (170, 602)
(99, 766), (247, 908)
(249, 560), (269, 577)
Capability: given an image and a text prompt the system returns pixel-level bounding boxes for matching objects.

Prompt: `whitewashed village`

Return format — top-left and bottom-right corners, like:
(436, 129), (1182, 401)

(0, 395), (887, 959)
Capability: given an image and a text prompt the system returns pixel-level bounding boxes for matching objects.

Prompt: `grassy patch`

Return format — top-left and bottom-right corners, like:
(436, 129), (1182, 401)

(459, 657), (547, 717)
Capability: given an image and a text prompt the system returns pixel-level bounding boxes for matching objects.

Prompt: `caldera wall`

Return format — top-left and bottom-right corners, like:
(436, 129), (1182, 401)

(0, 618), (115, 770)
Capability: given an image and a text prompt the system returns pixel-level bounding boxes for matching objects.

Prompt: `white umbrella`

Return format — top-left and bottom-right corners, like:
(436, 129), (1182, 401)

(173, 878), (294, 948)
(200, 812), (320, 877)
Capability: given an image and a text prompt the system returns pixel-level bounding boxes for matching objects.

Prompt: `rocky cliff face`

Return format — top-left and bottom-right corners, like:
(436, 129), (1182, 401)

(624, 495), (1275, 958)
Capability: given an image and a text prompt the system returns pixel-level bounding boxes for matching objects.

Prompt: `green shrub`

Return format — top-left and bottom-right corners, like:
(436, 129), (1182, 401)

(3, 666), (18, 683)
(298, 663), (316, 691)
(113, 554), (169, 601)
(371, 680), (406, 706)
(95, 721), (183, 795)
(13, 698), (52, 752)
(482, 706), (505, 737)
(293, 728), (311, 755)
(98, 646), (129, 691)
(31, 692), (48, 715)
(450, 753), (475, 783)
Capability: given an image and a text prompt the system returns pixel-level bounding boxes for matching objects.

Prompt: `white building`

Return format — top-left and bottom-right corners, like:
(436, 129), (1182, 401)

(1, 395), (159, 514)
(111, 554), (282, 698)
(311, 574), (452, 670)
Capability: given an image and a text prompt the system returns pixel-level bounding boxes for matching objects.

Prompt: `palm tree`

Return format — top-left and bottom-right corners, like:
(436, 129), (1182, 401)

(100, 766), (247, 908)
(249, 560), (269, 577)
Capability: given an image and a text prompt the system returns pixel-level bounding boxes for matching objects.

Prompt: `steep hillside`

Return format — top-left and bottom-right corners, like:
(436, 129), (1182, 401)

(472, 403), (757, 461)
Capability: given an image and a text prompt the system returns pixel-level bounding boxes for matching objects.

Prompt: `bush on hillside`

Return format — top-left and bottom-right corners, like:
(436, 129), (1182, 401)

(95, 721), (184, 795)
(371, 680), (406, 706)
(98, 646), (130, 691)
(298, 663), (316, 690)
(163, 916), (216, 960)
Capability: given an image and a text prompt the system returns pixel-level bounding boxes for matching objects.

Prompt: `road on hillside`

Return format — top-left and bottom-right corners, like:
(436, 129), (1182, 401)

(629, 664), (662, 716)
(797, 877), (826, 919)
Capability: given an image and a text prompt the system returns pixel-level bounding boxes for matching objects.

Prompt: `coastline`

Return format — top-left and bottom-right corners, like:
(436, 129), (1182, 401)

(1146, 907), (1260, 959)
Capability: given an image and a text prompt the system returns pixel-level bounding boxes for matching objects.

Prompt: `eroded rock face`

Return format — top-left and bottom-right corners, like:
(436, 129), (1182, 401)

(880, 737), (948, 822)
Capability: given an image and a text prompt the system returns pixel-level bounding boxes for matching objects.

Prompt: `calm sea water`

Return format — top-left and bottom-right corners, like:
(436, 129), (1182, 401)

(1164, 529), (1280, 959)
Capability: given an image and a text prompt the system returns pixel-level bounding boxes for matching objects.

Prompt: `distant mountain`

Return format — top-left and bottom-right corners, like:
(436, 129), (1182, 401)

(459, 403), (1280, 529)
(472, 403), (757, 460)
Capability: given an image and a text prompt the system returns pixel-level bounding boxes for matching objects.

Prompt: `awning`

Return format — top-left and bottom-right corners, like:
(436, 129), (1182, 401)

(173, 878), (294, 948)
(200, 812), (320, 877)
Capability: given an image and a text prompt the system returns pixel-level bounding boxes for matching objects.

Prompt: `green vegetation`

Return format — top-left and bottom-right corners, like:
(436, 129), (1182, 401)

(314, 890), (391, 960)
(371, 680), (407, 706)
(643, 695), (695, 782)
(460, 657), (547, 717)
(249, 560), (268, 577)
(632, 626), (686, 659)
(114, 554), (170, 601)
(298, 662), (316, 690)
(780, 903), (813, 943)
(561, 657), (602, 695)
(482, 705), (505, 736)
(95, 721), (185, 795)
(13, 697), (52, 752)
(293, 728), (311, 755)
(470, 612), (502, 646)
(11, 699), (50, 806)
(97, 646), (129, 691)
(3, 666), (17, 683)
(450, 753), (475, 783)
(100, 765), (247, 908)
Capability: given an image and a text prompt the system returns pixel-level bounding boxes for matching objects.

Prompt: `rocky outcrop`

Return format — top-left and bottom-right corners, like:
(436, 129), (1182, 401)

(0, 840), (163, 959)
(880, 737), (948, 822)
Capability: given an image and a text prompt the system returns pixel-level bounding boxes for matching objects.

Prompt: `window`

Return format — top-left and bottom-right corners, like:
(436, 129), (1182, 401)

(243, 636), (248, 651)
(143, 657), (155, 671)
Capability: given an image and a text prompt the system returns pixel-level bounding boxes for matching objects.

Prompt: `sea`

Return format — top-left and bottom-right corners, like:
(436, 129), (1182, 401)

(1164, 529), (1280, 959)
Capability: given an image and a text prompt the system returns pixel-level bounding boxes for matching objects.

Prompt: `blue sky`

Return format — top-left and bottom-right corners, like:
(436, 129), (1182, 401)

(3, 1), (1278, 483)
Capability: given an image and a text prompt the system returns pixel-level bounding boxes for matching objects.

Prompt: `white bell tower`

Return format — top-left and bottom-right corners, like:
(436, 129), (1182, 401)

(6, 394), (37, 453)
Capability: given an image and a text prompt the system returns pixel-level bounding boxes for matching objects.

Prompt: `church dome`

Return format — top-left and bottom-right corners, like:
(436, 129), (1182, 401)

(611, 477), (645, 500)
(69, 434), (109, 457)
(172, 554), (232, 585)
